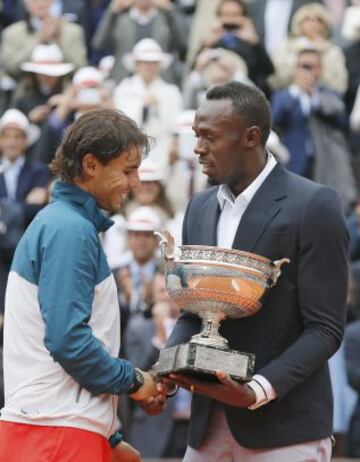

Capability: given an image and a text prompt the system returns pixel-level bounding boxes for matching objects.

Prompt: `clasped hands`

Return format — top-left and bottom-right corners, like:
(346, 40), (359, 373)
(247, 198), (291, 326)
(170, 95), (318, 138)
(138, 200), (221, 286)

(130, 369), (256, 415)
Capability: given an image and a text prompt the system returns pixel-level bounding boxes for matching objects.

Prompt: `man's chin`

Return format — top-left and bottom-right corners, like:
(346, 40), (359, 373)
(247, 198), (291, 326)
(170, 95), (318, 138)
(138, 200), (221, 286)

(207, 176), (220, 186)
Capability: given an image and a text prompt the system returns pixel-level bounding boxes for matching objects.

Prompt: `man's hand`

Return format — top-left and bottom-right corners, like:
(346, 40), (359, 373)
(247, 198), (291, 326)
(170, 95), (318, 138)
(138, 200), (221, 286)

(129, 370), (161, 401)
(137, 387), (167, 415)
(38, 18), (61, 43)
(28, 105), (51, 124)
(111, 441), (141, 462)
(167, 370), (256, 408)
(26, 187), (48, 205)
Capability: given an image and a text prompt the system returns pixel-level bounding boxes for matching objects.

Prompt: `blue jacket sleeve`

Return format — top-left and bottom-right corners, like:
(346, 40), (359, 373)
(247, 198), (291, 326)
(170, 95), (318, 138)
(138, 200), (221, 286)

(37, 221), (135, 395)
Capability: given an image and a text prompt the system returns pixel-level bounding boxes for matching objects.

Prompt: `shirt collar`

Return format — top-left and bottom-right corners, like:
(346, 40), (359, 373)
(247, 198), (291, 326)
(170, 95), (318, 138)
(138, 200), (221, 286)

(217, 152), (277, 210)
(1, 155), (26, 172)
(51, 181), (114, 233)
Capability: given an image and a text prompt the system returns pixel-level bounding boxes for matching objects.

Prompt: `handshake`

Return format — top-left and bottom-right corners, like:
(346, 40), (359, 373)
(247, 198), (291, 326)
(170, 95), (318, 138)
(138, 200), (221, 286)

(128, 367), (174, 415)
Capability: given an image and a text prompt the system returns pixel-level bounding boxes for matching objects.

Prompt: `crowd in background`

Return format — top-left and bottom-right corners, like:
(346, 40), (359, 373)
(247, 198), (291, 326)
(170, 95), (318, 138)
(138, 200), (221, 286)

(1, 0), (360, 458)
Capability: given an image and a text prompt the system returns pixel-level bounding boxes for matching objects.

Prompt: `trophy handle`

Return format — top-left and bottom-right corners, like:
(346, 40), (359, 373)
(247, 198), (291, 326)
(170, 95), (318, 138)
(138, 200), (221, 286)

(270, 258), (290, 287)
(154, 230), (181, 261)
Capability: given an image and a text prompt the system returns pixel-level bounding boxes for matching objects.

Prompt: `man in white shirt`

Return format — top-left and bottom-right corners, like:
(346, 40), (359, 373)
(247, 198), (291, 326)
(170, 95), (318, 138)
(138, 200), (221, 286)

(160, 81), (348, 461)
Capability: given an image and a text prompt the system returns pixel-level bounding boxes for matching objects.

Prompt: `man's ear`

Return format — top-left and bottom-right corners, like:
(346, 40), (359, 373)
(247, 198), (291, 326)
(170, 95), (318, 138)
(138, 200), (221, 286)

(82, 153), (101, 179)
(245, 126), (261, 148)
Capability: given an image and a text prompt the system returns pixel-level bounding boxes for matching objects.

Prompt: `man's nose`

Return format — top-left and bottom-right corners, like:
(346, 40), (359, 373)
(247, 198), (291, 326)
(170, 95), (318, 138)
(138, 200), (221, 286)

(194, 139), (207, 156)
(130, 171), (141, 189)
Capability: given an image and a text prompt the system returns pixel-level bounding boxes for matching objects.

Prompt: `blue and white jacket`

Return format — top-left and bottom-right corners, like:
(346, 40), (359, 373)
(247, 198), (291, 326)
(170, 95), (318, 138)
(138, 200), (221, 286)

(1, 181), (135, 437)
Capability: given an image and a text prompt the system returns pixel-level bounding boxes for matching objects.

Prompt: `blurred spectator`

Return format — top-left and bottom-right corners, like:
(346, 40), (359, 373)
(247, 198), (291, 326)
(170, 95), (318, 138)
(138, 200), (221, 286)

(199, 0), (274, 94)
(12, 43), (74, 124)
(2, 0), (88, 27)
(351, 85), (360, 133)
(0, 109), (49, 315)
(0, 0), (87, 80)
(272, 48), (356, 212)
(102, 213), (128, 270)
(114, 39), (183, 172)
(114, 206), (162, 329)
(166, 110), (207, 214)
(270, 2), (348, 94)
(329, 275), (358, 457)
(125, 271), (190, 458)
(34, 65), (112, 165)
(343, 3), (360, 111)
(103, 158), (175, 270)
(183, 47), (251, 110)
(124, 158), (175, 223)
(93, 0), (186, 83)
(247, 0), (324, 56)
(186, 0), (320, 70)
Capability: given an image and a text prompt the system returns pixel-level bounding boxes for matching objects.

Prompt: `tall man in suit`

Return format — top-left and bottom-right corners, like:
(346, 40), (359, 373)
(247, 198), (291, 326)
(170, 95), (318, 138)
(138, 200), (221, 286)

(164, 81), (349, 461)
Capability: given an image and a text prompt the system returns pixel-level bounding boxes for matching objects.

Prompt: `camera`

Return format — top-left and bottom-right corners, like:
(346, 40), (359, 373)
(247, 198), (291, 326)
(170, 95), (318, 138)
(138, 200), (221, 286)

(222, 23), (241, 32)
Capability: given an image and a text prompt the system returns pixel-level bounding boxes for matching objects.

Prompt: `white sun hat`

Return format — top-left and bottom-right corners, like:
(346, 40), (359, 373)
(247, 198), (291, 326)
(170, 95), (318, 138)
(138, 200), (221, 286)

(173, 110), (196, 135)
(126, 206), (162, 232)
(138, 158), (165, 182)
(0, 109), (40, 146)
(123, 38), (173, 72)
(21, 43), (74, 77)
(72, 66), (104, 88)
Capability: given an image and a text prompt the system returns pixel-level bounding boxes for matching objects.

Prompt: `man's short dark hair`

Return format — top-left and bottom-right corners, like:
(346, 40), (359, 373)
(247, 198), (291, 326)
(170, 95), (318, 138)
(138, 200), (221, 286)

(50, 109), (151, 182)
(206, 81), (272, 145)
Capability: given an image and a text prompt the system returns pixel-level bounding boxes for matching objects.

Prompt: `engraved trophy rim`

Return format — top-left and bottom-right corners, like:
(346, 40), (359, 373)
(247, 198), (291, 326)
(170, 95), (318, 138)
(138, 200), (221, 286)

(177, 244), (275, 266)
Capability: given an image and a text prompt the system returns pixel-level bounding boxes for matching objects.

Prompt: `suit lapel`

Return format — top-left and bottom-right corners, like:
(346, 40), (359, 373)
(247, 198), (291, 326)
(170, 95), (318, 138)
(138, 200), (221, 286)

(232, 164), (288, 252)
(0, 170), (7, 197)
(201, 191), (221, 246)
(15, 159), (29, 200)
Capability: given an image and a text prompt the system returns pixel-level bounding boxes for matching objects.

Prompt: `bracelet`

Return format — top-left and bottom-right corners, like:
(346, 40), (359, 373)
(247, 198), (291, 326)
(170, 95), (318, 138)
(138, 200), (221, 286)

(108, 430), (123, 448)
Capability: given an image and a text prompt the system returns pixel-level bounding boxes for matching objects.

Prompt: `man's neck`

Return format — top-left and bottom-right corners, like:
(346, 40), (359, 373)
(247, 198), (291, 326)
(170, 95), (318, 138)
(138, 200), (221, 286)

(229, 151), (268, 197)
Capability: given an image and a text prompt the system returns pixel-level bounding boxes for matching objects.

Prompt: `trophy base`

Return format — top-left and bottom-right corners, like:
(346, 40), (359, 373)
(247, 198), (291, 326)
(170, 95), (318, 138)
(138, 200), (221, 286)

(155, 341), (255, 382)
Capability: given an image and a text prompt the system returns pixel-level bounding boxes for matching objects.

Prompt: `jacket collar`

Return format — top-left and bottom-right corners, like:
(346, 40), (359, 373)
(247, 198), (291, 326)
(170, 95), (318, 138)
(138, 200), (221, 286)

(51, 181), (114, 233)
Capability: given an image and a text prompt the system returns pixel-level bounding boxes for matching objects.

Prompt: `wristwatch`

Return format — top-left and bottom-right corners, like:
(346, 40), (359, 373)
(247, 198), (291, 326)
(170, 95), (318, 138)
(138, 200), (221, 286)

(127, 368), (145, 395)
(108, 430), (123, 448)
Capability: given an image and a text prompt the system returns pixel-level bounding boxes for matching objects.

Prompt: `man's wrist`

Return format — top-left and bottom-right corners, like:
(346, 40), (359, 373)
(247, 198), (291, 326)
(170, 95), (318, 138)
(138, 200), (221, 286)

(246, 375), (275, 410)
(127, 368), (144, 395)
(108, 430), (123, 448)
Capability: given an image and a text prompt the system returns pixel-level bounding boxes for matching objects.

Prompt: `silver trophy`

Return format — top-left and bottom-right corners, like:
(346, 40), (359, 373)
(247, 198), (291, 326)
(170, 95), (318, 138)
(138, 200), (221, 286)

(154, 231), (289, 382)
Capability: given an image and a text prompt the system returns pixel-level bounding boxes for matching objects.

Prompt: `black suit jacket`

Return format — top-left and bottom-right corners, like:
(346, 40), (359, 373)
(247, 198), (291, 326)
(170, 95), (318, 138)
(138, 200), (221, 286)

(0, 157), (49, 223)
(167, 164), (349, 449)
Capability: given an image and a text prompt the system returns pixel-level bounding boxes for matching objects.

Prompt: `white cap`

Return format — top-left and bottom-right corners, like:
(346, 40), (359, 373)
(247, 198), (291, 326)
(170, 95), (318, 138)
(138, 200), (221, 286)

(0, 109), (40, 146)
(138, 159), (164, 182)
(173, 110), (196, 134)
(73, 66), (104, 87)
(126, 206), (162, 232)
(123, 38), (173, 72)
(21, 43), (74, 77)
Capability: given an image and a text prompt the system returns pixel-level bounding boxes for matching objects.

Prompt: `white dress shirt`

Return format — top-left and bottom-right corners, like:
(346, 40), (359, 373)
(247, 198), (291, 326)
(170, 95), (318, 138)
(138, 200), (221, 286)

(217, 152), (278, 407)
(2, 155), (25, 200)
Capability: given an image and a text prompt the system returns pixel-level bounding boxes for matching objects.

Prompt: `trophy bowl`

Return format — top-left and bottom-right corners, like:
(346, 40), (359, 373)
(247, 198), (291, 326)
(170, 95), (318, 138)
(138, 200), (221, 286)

(154, 231), (289, 382)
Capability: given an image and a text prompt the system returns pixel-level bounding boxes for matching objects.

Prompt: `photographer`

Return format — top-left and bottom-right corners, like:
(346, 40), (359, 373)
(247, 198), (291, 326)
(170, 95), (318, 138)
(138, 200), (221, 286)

(201, 0), (274, 94)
